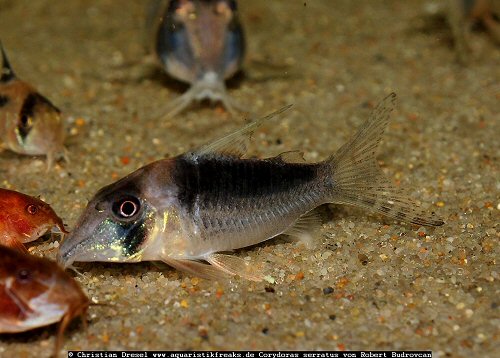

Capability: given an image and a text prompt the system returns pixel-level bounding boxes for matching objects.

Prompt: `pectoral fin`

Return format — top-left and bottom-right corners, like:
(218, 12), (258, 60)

(205, 253), (264, 282)
(2, 236), (28, 254)
(161, 256), (230, 281)
(5, 279), (34, 318)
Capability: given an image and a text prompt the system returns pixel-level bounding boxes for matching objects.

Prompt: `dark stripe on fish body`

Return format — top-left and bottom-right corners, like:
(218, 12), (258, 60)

(17, 93), (37, 140)
(0, 95), (9, 107)
(19, 92), (60, 119)
(174, 154), (321, 214)
(19, 93), (38, 120)
(115, 218), (148, 257)
(123, 221), (147, 256)
(16, 92), (61, 141)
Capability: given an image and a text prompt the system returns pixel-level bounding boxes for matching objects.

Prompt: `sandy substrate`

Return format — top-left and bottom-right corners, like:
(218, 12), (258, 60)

(0, 0), (498, 357)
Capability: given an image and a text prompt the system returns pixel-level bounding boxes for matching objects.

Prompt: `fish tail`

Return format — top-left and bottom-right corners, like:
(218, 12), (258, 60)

(324, 93), (444, 227)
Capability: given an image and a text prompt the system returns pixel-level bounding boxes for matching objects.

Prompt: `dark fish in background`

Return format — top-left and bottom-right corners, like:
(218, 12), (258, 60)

(0, 245), (88, 356)
(0, 43), (67, 169)
(0, 188), (68, 253)
(447, 0), (500, 62)
(57, 93), (444, 281)
(148, 0), (245, 117)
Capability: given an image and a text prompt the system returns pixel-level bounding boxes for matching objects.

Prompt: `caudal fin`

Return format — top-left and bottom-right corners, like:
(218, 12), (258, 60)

(326, 93), (444, 227)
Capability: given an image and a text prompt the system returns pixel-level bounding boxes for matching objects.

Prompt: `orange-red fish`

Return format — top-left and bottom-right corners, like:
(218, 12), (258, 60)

(0, 42), (67, 169)
(0, 245), (88, 356)
(0, 188), (68, 253)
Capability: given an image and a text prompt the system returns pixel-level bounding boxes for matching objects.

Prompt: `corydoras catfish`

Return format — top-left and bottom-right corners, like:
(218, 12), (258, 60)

(0, 43), (67, 169)
(0, 245), (88, 357)
(0, 188), (68, 253)
(58, 93), (444, 281)
(447, 0), (500, 63)
(148, 0), (245, 117)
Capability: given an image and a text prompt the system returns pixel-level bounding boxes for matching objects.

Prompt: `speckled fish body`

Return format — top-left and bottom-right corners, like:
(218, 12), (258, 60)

(0, 188), (67, 253)
(149, 0), (245, 116)
(58, 94), (444, 281)
(0, 43), (66, 168)
(0, 245), (88, 355)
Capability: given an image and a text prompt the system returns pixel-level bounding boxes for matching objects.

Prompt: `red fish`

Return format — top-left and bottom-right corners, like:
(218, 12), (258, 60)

(0, 245), (89, 356)
(0, 188), (68, 253)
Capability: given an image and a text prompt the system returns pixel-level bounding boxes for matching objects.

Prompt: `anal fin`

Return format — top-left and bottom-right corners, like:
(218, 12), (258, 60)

(283, 209), (323, 247)
(206, 253), (264, 282)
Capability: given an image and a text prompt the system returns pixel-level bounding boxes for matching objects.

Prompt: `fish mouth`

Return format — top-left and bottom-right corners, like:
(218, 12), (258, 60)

(57, 218), (149, 268)
(56, 234), (91, 268)
(23, 224), (53, 243)
(23, 221), (68, 244)
(56, 234), (116, 268)
(56, 213), (102, 268)
(57, 236), (144, 268)
(52, 216), (70, 234)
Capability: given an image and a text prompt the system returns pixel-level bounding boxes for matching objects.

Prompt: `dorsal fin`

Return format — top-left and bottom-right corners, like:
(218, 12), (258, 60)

(0, 42), (16, 83)
(192, 104), (293, 158)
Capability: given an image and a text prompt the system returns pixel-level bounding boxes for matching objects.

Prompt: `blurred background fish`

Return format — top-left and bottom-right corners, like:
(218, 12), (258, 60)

(147, 0), (246, 117)
(0, 245), (88, 357)
(447, 0), (500, 62)
(0, 43), (67, 169)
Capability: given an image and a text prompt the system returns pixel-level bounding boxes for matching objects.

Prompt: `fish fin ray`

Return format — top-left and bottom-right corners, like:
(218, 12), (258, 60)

(2, 236), (28, 254)
(158, 86), (199, 119)
(161, 256), (230, 280)
(325, 93), (444, 227)
(206, 253), (264, 282)
(269, 150), (306, 163)
(157, 80), (246, 119)
(193, 105), (293, 158)
(5, 282), (34, 317)
(55, 311), (72, 356)
(283, 209), (323, 238)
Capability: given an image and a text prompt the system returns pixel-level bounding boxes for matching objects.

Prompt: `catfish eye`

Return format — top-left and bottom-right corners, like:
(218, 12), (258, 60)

(112, 196), (141, 219)
(17, 269), (32, 283)
(26, 204), (38, 215)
